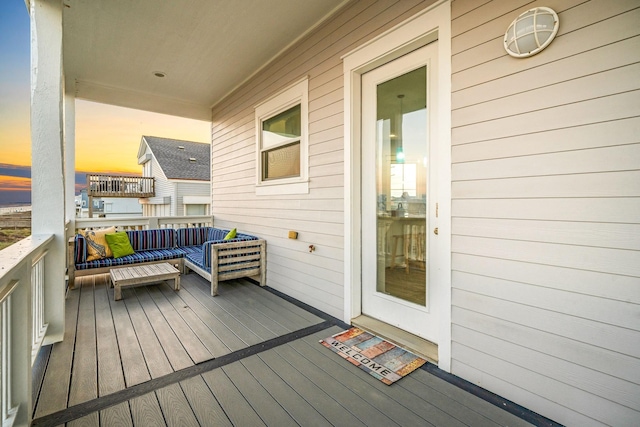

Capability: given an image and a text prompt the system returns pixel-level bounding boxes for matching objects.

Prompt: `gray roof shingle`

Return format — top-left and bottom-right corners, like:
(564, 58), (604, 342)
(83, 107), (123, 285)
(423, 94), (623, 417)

(143, 136), (210, 181)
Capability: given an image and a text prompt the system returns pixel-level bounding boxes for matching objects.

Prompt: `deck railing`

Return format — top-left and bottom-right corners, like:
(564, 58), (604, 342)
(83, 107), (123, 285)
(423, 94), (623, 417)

(73, 215), (214, 233)
(0, 234), (55, 427)
(86, 174), (155, 198)
(0, 215), (214, 425)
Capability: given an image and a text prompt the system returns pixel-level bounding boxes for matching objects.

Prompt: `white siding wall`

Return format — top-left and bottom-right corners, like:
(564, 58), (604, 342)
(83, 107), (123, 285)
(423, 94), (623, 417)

(141, 146), (174, 217)
(450, 1), (640, 426)
(175, 181), (210, 216)
(210, 0), (436, 318)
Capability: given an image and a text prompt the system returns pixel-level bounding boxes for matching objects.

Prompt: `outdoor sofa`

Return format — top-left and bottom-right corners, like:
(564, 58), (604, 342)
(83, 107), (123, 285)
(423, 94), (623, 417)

(68, 227), (266, 296)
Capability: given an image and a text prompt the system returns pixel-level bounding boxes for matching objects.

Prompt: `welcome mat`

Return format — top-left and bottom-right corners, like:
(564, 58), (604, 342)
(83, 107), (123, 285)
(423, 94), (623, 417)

(320, 327), (427, 385)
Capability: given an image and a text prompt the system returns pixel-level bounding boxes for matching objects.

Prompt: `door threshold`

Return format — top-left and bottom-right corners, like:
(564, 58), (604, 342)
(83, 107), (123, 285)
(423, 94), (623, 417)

(351, 315), (438, 364)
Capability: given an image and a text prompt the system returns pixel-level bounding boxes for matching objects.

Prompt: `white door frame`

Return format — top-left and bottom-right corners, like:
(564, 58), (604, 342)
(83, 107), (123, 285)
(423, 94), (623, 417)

(342, 0), (452, 371)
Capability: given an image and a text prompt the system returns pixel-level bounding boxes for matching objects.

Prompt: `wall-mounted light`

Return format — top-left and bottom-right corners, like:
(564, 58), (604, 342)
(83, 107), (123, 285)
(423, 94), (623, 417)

(504, 7), (559, 58)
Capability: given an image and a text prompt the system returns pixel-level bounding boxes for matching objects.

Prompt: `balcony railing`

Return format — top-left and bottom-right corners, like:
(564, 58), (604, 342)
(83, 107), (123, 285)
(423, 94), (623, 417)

(73, 215), (213, 233)
(86, 174), (154, 198)
(0, 234), (54, 427)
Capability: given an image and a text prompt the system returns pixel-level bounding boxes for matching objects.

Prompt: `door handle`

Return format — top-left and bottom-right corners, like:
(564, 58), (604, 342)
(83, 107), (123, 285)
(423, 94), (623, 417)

(433, 227), (438, 235)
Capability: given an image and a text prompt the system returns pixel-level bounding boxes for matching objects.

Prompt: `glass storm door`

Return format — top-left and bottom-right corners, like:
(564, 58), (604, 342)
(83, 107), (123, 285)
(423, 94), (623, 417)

(361, 43), (439, 342)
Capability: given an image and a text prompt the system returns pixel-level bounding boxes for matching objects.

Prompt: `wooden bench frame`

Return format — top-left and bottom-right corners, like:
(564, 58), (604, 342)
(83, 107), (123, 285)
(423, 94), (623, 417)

(184, 239), (266, 296)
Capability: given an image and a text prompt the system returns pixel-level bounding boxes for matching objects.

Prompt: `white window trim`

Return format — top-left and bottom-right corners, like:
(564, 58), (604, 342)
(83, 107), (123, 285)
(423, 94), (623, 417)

(255, 77), (309, 196)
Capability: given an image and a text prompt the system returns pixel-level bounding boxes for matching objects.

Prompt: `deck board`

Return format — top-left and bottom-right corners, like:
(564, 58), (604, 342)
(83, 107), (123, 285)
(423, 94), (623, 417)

(182, 279), (264, 347)
(227, 279), (323, 327)
(147, 285), (213, 364)
(154, 383), (200, 427)
(237, 278), (323, 325)
(409, 369), (533, 427)
(122, 287), (174, 379)
(178, 376), (233, 427)
(201, 368), (267, 427)
(68, 282), (98, 407)
(109, 286), (151, 387)
(258, 348), (368, 427)
(208, 285), (290, 338)
(33, 273), (536, 427)
(94, 283), (126, 396)
(99, 402), (132, 427)
(157, 282), (232, 357)
(129, 393), (165, 427)
(221, 362), (299, 427)
(240, 355), (332, 426)
(34, 283), (79, 417)
(270, 339), (399, 427)
(168, 279), (248, 351)
(67, 413), (98, 427)
(132, 286), (192, 371)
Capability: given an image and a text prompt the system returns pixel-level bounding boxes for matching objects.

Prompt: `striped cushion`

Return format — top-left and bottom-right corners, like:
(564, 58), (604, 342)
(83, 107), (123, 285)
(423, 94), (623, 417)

(207, 228), (230, 242)
(185, 252), (209, 272)
(75, 248), (183, 270)
(126, 229), (176, 251)
(74, 234), (87, 264)
(175, 246), (202, 256)
(176, 227), (211, 247)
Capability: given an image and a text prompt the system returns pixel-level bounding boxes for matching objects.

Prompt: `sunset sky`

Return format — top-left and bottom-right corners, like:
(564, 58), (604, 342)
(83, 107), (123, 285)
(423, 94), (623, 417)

(0, 2), (210, 205)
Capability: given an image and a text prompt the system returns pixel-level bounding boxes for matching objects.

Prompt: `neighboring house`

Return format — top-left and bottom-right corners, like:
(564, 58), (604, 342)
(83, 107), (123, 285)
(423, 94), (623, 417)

(76, 188), (142, 218)
(100, 197), (143, 218)
(28, 1), (640, 426)
(137, 136), (211, 217)
(77, 189), (101, 217)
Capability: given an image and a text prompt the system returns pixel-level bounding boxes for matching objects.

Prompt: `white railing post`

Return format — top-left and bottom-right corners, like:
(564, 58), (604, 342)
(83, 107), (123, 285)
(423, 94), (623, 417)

(31, 252), (48, 364)
(0, 234), (54, 426)
(1, 290), (13, 425)
(147, 217), (160, 229)
(0, 280), (21, 427)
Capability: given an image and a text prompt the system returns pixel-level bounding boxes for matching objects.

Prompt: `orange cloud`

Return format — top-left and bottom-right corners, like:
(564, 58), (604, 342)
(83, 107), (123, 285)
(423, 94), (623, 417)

(0, 175), (30, 191)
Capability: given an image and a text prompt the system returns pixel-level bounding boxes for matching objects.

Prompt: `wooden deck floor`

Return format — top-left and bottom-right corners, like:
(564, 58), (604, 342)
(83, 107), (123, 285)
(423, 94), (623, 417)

(32, 273), (536, 427)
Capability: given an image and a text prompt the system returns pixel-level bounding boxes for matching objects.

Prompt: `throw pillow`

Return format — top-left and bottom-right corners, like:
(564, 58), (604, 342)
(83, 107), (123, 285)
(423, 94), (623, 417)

(83, 226), (116, 261)
(223, 228), (237, 240)
(105, 232), (135, 258)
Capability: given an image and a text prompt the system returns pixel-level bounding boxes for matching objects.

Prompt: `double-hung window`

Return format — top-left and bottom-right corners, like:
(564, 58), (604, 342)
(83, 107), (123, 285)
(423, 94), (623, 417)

(255, 78), (308, 195)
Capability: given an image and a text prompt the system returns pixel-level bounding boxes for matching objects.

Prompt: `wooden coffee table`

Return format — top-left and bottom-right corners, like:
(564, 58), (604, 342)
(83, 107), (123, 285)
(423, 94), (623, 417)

(110, 263), (180, 301)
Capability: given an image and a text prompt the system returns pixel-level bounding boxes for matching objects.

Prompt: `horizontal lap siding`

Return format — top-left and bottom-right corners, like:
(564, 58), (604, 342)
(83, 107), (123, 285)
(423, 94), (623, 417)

(144, 155), (173, 217)
(175, 182), (209, 216)
(451, 1), (640, 426)
(210, 0), (436, 319)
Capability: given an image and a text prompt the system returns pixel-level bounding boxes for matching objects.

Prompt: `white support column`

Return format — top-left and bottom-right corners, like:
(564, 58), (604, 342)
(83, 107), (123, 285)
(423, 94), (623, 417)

(64, 91), (76, 228)
(30, 0), (65, 343)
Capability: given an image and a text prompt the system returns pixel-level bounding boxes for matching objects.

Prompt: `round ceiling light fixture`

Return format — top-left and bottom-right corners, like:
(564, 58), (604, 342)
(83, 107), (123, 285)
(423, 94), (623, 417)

(504, 7), (559, 58)
(153, 71), (166, 78)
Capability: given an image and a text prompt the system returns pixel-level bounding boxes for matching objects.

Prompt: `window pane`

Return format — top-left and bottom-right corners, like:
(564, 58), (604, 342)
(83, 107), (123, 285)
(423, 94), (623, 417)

(262, 142), (300, 180)
(186, 204), (206, 215)
(262, 104), (301, 148)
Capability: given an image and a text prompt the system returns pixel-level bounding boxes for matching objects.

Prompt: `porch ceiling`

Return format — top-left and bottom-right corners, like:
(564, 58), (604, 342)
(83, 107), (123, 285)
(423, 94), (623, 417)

(61, 0), (347, 121)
